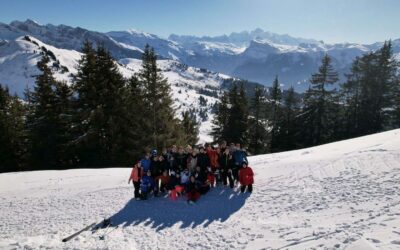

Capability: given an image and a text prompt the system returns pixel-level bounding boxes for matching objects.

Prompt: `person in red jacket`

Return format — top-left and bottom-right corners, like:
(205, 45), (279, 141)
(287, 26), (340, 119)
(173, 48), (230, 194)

(239, 161), (254, 193)
(128, 161), (143, 199)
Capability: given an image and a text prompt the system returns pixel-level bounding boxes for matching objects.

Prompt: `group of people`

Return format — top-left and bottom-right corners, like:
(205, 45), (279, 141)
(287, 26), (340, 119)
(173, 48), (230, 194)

(128, 142), (254, 204)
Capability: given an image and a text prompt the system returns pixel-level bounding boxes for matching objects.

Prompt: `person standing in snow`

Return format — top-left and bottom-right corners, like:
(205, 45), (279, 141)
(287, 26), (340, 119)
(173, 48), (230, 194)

(206, 144), (221, 184)
(232, 143), (248, 184)
(219, 140), (228, 153)
(219, 148), (234, 188)
(174, 146), (187, 173)
(140, 170), (156, 200)
(197, 146), (210, 172)
(239, 162), (254, 193)
(128, 161), (143, 199)
(186, 147), (198, 174)
(141, 152), (151, 174)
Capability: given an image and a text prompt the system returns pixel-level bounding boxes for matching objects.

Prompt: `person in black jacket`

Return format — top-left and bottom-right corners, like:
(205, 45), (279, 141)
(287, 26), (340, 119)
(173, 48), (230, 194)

(174, 146), (187, 173)
(219, 148), (234, 188)
(197, 146), (210, 172)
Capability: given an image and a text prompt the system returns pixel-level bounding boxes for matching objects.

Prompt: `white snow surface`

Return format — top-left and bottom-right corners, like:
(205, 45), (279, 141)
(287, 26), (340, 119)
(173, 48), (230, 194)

(1, 129), (400, 249)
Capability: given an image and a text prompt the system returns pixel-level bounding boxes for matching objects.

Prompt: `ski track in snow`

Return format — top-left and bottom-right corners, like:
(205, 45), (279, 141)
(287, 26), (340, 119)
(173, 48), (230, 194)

(1, 130), (400, 249)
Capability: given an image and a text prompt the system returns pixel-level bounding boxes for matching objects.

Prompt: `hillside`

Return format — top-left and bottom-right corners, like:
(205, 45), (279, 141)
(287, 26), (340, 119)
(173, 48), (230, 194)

(0, 35), (231, 142)
(1, 129), (399, 249)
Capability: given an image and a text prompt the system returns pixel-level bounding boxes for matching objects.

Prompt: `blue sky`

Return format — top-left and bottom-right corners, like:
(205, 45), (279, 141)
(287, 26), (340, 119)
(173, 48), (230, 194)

(0, 0), (399, 44)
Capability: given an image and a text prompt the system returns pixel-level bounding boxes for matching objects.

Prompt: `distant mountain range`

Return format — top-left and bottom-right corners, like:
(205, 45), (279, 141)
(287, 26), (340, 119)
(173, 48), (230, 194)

(1, 19), (399, 93)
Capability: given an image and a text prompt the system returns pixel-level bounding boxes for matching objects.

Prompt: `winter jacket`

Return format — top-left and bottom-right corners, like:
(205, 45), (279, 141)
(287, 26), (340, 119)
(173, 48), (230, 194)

(140, 175), (155, 193)
(181, 171), (190, 185)
(197, 153), (210, 170)
(175, 153), (187, 172)
(219, 153), (233, 171)
(158, 159), (170, 172)
(239, 166), (254, 186)
(129, 165), (142, 182)
(187, 154), (198, 173)
(233, 149), (248, 166)
(194, 170), (207, 183)
(141, 158), (151, 172)
(206, 148), (219, 168)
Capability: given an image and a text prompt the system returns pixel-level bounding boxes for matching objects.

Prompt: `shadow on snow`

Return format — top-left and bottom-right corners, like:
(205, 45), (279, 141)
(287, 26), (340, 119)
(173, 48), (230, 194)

(108, 187), (250, 231)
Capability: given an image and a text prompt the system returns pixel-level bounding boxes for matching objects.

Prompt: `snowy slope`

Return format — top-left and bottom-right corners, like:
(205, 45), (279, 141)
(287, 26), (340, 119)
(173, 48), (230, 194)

(0, 36), (228, 142)
(1, 129), (400, 249)
(0, 36), (81, 95)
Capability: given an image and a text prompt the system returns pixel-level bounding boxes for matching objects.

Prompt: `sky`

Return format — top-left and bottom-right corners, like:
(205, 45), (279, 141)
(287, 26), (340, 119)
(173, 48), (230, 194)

(0, 0), (399, 44)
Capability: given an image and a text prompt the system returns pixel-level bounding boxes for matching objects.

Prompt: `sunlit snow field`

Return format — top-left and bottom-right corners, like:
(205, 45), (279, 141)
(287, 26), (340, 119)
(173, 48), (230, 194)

(1, 129), (400, 249)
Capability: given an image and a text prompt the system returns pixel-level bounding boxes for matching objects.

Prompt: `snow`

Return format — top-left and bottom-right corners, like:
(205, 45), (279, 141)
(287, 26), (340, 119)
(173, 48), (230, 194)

(0, 36), (81, 95)
(1, 129), (400, 249)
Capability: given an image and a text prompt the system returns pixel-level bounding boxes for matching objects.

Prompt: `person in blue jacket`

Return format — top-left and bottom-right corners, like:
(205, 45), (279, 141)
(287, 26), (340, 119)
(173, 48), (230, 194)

(140, 170), (155, 200)
(232, 143), (248, 184)
(140, 152), (151, 173)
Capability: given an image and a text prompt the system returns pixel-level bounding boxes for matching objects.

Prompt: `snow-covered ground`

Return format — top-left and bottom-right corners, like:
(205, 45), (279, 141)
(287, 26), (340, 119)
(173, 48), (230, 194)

(1, 129), (400, 249)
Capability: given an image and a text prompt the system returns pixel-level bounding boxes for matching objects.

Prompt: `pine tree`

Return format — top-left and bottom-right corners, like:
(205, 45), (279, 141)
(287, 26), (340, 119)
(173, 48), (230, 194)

(277, 86), (300, 151)
(268, 76), (282, 152)
(137, 44), (179, 149)
(211, 91), (230, 143)
(72, 42), (127, 166)
(343, 41), (399, 136)
(301, 54), (338, 145)
(122, 75), (148, 160)
(227, 83), (249, 145)
(0, 86), (26, 172)
(26, 54), (60, 169)
(341, 57), (363, 137)
(53, 81), (74, 167)
(248, 86), (268, 154)
(181, 111), (199, 145)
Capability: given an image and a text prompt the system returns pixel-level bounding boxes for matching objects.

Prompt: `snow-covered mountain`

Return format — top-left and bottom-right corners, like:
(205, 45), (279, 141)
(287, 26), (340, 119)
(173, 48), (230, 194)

(1, 129), (399, 249)
(106, 29), (186, 61)
(169, 27), (320, 47)
(0, 34), (230, 142)
(0, 19), (142, 59)
(2, 20), (399, 92)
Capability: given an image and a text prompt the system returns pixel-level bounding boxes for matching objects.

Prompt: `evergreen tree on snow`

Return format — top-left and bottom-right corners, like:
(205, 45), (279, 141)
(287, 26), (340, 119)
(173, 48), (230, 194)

(181, 111), (199, 145)
(248, 86), (268, 154)
(0, 85), (26, 172)
(300, 54), (338, 146)
(136, 44), (181, 149)
(26, 54), (60, 168)
(211, 91), (230, 143)
(268, 76), (282, 152)
(72, 42), (127, 166)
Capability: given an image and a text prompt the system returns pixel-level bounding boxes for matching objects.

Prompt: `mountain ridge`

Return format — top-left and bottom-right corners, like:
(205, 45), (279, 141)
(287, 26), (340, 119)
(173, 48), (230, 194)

(1, 19), (399, 92)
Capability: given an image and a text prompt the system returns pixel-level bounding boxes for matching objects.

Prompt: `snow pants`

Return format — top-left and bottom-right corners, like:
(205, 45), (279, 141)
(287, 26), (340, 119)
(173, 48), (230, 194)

(133, 181), (141, 198)
(240, 184), (253, 193)
(221, 169), (234, 188)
